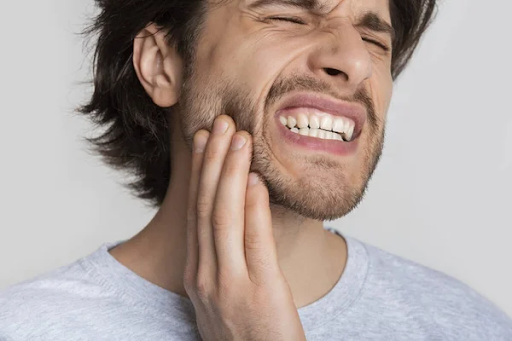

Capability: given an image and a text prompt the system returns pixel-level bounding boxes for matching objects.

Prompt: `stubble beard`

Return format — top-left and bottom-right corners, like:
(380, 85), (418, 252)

(176, 69), (386, 222)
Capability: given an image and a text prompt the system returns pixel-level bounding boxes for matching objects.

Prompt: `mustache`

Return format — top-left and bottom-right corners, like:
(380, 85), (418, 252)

(264, 74), (380, 130)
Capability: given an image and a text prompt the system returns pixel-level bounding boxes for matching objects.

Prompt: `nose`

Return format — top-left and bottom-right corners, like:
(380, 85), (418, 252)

(307, 24), (372, 92)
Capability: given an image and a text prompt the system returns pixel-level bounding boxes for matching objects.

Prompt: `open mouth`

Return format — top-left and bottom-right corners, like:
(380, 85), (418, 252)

(273, 93), (366, 144)
(277, 108), (359, 142)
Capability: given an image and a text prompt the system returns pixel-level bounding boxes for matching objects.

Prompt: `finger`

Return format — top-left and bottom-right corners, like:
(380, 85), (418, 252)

(184, 130), (210, 285)
(244, 173), (280, 285)
(196, 115), (236, 278)
(212, 131), (252, 279)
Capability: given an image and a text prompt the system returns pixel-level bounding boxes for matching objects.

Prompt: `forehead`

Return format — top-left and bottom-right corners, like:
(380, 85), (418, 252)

(240, 0), (391, 20)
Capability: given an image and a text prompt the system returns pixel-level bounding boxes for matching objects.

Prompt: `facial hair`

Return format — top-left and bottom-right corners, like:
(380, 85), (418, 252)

(176, 69), (386, 221)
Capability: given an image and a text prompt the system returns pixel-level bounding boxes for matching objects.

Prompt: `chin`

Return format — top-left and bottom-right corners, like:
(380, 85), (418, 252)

(249, 120), (384, 221)
(268, 173), (369, 221)
(251, 145), (369, 221)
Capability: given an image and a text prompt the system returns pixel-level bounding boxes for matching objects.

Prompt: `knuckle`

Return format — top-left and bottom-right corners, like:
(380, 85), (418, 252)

(204, 147), (222, 163)
(223, 161), (242, 178)
(196, 196), (211, 218)
(214, 276), (243, 312)
(249, 256), (275, 280)
(194, 276), (212, 300)
(244, 234), (265, 251)
(217, 270), (234, 291)
(214, 288), (232, 312)
(211, 207), (231, 230)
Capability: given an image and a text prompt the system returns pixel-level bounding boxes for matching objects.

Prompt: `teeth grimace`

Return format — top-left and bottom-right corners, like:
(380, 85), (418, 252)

(280, 113), (355, 141)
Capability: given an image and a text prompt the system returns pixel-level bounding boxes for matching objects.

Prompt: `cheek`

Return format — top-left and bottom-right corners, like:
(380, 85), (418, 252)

(368, 71), (393, 120)
(199, 25), (312, 91)
(380, 83), (393, 120)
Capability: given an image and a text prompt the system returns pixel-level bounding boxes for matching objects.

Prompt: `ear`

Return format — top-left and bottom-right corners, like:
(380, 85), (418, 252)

(133, 23), (184, 107)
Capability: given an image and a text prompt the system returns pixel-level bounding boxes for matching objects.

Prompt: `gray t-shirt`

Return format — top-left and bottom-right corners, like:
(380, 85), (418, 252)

(1, 227), (511, 340)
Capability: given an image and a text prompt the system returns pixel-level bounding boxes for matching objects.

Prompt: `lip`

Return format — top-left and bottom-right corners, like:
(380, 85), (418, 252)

(274, 92), (367, 139)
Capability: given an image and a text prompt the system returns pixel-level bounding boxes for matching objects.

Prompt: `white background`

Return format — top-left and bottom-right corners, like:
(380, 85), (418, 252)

(0, 0), (511, 317)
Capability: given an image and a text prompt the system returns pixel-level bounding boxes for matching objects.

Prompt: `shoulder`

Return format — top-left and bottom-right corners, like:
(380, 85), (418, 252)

(358, 238), (512, 339)
(0, 258), (116, 339)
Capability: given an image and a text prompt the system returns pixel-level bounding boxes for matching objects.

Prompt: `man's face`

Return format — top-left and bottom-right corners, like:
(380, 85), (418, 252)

(177, 0), (393, 221)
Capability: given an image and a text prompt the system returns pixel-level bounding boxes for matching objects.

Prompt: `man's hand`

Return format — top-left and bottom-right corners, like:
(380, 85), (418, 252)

(183, 115), (307, 341)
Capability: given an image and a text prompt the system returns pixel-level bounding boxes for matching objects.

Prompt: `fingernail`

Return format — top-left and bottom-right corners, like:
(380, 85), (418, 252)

(231, 134), (247, 151)
(194, 133), (208, 153)
(248, 172), (260, 187)
(213, 118), (229, 135)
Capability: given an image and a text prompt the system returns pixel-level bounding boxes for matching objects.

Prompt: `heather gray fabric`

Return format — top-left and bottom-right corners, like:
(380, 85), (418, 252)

(1, 227), (511, 341)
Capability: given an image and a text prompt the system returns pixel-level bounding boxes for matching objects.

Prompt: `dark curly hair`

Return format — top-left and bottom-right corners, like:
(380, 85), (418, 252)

(79, 0), (437, 208)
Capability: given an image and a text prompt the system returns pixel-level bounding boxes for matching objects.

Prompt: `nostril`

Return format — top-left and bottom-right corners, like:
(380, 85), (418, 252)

(324, 68), (342, 76)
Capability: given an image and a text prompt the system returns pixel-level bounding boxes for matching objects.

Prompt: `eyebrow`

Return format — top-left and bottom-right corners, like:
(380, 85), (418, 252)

(355, 11), (395, 41)
(249, 0), (326, 12)
(248, 0), (395, 40)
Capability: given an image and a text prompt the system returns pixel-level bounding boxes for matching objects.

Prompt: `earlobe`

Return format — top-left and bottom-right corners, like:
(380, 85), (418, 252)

(133, 23), (184, 107)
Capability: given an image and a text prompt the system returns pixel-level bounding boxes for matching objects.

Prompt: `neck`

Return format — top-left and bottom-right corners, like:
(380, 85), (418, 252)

(109, 129), (348, 309)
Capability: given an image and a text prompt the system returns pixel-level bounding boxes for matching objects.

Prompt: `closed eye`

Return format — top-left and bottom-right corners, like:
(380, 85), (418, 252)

(268, 17), (390, 52)
(362, 38), (390, 52)
(268, 16), (306, 25)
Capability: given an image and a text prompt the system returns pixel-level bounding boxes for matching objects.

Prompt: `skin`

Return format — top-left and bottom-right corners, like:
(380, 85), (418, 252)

(183, 118), (308, 340)
(110, 0), (394, 338)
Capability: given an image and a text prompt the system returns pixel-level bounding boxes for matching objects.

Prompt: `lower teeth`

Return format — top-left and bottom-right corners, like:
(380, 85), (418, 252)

(288, 127), (348, 142)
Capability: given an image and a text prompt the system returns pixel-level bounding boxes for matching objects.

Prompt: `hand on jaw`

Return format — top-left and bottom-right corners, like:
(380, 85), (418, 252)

(183, 114), (307, 341)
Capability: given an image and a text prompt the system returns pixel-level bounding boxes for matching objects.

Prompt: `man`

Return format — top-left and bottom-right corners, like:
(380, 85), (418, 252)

(1, 0), (511, 340)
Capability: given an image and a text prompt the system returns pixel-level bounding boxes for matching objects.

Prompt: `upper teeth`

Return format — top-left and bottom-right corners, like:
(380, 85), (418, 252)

(279, 111), (355, 141)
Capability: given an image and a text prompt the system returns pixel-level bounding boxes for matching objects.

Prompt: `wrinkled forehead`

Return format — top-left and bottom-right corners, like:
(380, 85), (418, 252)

(237, 0), (391, 21)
